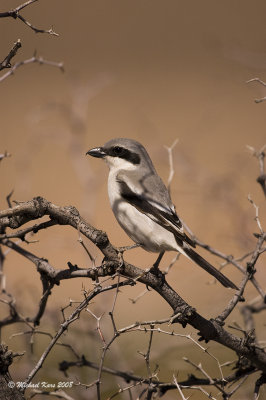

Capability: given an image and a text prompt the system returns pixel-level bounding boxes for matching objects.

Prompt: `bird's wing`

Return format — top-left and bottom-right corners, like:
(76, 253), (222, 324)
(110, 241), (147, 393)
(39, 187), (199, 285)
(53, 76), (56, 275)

(117, 174), (195, 248)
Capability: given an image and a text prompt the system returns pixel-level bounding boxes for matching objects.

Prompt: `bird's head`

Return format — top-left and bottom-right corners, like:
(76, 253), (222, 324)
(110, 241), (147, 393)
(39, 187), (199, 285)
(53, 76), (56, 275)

(86, 138), (152, 173)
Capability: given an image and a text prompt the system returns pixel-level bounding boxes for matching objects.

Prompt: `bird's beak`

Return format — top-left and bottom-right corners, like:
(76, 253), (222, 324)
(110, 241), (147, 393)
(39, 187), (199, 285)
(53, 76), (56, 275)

(86, 147), (106, 158)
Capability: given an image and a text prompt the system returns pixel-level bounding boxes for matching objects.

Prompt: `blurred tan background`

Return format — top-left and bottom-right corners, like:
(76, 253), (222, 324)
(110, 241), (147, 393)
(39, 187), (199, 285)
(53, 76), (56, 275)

(0, 1), (266, 399)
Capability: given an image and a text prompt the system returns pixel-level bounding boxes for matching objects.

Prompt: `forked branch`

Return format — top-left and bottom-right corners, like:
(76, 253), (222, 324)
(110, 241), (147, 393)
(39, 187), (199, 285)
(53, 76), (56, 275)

(0, 196), (266, 376)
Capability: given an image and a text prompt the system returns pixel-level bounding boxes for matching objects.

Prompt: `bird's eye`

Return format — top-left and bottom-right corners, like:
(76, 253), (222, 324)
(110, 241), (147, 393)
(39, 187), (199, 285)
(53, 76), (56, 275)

(112, 146), (124, 155)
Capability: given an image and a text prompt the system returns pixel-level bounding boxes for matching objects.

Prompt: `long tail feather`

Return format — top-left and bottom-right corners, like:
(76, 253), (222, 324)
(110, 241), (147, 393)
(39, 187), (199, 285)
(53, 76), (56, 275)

(183, 247), (238, 289)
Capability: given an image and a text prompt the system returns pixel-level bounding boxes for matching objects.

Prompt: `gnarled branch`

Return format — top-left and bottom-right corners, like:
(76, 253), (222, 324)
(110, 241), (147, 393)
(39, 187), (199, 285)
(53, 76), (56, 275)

(0, 196), (266, 376)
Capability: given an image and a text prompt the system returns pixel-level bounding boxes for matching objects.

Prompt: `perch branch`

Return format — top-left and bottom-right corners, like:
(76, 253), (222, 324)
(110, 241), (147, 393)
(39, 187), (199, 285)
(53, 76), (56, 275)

(0, 197), (266, 374)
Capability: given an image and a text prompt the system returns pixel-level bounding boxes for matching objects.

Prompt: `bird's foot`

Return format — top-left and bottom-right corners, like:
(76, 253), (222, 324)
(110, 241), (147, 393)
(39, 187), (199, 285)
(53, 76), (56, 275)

(153, 251), (165, 269)
(146, 251), (166, 284)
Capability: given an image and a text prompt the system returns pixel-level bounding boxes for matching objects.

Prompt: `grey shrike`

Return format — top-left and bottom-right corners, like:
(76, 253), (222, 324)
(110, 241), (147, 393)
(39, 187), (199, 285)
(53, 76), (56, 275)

(86, 138), (238, 289)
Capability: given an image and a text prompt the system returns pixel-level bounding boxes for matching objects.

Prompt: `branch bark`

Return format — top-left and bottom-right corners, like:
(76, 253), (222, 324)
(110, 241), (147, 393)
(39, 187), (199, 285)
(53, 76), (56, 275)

(0, 344), (25, 400)
(0, 40), (22, 71)
(0, 196), (266, 376)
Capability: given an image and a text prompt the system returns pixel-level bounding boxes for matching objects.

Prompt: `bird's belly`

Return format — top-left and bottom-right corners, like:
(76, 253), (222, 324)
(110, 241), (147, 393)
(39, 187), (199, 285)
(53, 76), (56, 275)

(111, 198), (178, 253)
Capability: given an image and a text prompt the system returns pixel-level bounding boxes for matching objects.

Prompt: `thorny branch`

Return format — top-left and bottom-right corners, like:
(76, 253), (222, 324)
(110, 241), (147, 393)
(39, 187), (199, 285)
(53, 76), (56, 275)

(59, 349), (257, 398)
(0, 40), (22, 71)
(0, 146), (265, 398)
(29, 389), (75, 400)
(0, 195), (265, 387)
(0, 0), (58, 36)
(247, 145), (266, 197)
(0, 1), (60, 85)
(247, 77), (266, 103)
(24, 279), (134, 389)
(0, 52), (64, 83)
(164, 138), (179, 192)
(182, 219), (266, 300)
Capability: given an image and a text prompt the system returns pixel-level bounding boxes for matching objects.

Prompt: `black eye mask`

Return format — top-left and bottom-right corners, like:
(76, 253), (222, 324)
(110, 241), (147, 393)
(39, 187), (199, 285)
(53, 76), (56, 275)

(106, 146), (141, 165)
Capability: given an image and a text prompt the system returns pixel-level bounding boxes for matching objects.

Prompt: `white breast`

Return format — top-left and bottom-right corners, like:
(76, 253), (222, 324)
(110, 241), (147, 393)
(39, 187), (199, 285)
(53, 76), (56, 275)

(107, 171), (179, 253)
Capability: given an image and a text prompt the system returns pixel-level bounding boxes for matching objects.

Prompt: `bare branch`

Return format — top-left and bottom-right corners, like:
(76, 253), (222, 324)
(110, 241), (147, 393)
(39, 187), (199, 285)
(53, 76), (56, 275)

(248, 195), (264, 233)
(254, 373), (266, 400)
(29, 389), (75, 399)
(246, 77), (266, 87)
(182, 219), (265, 300)
(247, 78), (266, 103)
(164, 138), (179, 192)
(128, 288), (149, 304)
(0, 246), (5, 293)
(247, 145), (266, 197)
(183, 357), (227, 396)
(0, 53), (64, 83)
(86, 308), (106, 345)
(173, 375), (189, 400)
(1, 197), (266, 375)
(24, 280), (131, 389)
(0, 1), (58, 36)
(0, 219), (57, 241)
(0, 40), (22, 71)
(60, 353), (258, 396)
(216, 203), (265, 325)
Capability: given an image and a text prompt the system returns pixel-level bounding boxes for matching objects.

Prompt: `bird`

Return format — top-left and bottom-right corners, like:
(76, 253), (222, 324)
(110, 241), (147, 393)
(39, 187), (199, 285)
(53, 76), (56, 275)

(86, 138), (238, 289)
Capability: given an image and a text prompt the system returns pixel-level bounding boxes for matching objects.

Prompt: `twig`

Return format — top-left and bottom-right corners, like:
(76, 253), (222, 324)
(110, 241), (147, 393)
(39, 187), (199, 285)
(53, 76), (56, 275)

(174, 373), (218, 400)
(0, 40), (22, 71)
(254, 373), (266, 400)
(216, 216), (265, 325)
(164, 253), (180, 274)
(215, 273), (250, 324)
(29, 389), (75, 399)
(143, 327), (154, 378)
(1, 197), (266, 374)
(246, 78), (266, 87)
(24, 280), (130, 390)
(247, 78), (266, 103)
(0, 53), (64, 83)
(107, 380), (144, 400)
(60, 354), (257, 396)
(183, 357), (227, 396)
(0, 219), (57, 241)
(164, 138), (179, 192)
(108, 274), (121, 334)
(248, 195), (264, 234)
(0, 0), (58, 36)
(173, 375), (189, 400)
(6, 190), (14, 208)
(182, 219), (265, 300)
(229, 375), (249, 398)
(247, 145), (266, 196)
(0, 246), (5, 293)
(86, 308), (106, 345)
(128, 288), (149, 304)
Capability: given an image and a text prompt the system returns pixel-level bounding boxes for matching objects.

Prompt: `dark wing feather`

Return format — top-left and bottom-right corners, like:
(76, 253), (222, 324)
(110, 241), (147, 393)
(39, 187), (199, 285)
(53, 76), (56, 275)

(118, 177), (238, 289)
(118, 179), (196, 248)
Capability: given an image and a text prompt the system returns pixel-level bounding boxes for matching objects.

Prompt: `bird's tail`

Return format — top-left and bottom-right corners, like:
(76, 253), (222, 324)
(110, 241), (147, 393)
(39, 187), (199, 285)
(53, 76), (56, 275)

(182, 246), (238, 290)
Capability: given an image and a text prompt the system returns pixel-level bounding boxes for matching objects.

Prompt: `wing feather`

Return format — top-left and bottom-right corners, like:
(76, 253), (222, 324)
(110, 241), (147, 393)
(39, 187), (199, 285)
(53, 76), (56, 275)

(118, 178), (196, 248)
